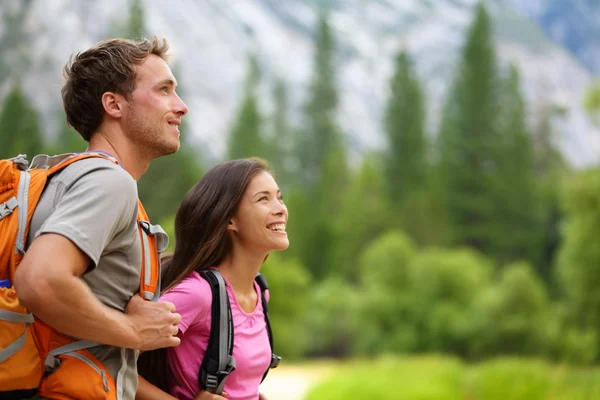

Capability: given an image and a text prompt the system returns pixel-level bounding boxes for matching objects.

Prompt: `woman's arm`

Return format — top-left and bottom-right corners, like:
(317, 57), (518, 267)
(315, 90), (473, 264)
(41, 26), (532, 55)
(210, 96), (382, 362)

(136, 375), (228, 400)
(136, 375), (178, 400)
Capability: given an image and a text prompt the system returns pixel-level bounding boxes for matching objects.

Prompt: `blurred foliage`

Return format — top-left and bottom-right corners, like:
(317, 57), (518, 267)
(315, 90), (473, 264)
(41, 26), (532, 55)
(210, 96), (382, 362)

(306, 356), (600, 400)
(3, 0), (600, 367)
(0, 83), (44, 159)
(584, 80), (600, 123)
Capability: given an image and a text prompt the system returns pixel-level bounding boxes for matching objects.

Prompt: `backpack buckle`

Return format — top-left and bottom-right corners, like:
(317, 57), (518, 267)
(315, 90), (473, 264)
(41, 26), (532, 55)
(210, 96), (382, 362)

(9, 154), (29, 170)
(270, 354), (281, 369)
(0, 197), (18, 219)
(139, 220), (152, 235)
(205, 374), (219, 391)
(44, 354), (61, 372)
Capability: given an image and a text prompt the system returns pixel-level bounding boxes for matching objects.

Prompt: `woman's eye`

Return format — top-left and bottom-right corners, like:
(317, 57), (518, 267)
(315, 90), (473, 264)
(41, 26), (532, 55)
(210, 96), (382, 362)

(259, 196), (268, 202)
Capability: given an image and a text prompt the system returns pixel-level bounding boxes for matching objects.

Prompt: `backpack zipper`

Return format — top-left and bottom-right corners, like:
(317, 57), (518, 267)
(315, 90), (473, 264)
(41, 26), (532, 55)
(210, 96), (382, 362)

(15, 170), (30, 254)
(62, 351), (109, 392)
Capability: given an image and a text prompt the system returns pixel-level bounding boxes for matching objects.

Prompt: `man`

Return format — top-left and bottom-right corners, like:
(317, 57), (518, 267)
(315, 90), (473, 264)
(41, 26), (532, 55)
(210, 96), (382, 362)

(14, 36), (188, 399)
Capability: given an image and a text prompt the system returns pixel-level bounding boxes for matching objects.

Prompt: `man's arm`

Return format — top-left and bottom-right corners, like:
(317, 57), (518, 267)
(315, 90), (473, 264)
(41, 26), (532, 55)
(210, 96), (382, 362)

(14, 233), (181, 351)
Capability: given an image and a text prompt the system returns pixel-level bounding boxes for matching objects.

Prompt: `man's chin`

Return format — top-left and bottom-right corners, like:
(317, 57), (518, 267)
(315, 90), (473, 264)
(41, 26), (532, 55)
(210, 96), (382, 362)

(155, 140), (181, 158)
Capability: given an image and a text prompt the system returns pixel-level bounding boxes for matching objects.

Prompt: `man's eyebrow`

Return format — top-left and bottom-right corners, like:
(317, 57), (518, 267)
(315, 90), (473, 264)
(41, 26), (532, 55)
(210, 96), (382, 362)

(156, 79), (177, 88)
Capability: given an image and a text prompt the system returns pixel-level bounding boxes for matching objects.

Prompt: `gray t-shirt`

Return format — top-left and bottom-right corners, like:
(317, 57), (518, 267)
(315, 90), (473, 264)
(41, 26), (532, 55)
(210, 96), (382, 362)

(27, 157), (142, 400)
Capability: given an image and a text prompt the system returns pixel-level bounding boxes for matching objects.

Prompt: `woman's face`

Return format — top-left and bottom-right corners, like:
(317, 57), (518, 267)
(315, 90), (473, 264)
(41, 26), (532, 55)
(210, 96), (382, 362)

(228, 171), (289, 253)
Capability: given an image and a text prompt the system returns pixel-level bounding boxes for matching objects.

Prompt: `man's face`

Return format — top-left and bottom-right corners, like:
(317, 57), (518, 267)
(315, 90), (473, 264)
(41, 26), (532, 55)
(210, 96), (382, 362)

(121, 54), (188, 158)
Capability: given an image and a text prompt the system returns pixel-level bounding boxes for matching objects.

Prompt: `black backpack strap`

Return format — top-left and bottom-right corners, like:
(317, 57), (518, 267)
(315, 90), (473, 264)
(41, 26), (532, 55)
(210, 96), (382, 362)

(198, 270), (236, 394)
(255, 273), (281, 383)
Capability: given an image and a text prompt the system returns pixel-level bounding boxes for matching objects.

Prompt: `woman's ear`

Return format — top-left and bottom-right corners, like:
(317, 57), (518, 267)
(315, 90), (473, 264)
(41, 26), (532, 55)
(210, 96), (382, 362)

(227, 219), (238, 232)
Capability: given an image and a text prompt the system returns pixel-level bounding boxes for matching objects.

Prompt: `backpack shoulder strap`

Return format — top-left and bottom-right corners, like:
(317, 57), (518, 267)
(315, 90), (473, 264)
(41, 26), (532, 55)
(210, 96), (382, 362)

(255, 273), (281, 383)
(198, 269), (235, 395)
(40, 152), (120, 175)
(136, 200), (168, 301)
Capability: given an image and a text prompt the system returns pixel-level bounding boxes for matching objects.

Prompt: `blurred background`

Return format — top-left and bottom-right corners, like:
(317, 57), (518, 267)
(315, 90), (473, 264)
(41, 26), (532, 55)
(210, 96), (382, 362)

(2, 0), (600, 398)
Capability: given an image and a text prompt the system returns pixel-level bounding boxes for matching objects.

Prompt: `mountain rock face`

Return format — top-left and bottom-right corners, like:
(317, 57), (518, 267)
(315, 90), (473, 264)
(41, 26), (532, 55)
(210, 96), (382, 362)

(509, 0), (600, 75)
(3, 0), (599, 166)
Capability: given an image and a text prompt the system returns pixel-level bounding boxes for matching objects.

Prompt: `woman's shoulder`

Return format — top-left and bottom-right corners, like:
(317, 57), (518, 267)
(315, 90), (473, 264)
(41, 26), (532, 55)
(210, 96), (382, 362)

(161, 271), (212, 306)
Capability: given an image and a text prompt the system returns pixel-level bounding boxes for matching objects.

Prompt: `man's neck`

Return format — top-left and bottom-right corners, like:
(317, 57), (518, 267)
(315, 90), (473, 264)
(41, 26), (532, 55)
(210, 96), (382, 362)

(87, 132), (150, 181)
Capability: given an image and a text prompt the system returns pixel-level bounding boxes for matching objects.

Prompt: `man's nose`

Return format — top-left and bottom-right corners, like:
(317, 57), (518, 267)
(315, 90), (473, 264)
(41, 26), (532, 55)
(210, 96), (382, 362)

(173, 94), (188, 116)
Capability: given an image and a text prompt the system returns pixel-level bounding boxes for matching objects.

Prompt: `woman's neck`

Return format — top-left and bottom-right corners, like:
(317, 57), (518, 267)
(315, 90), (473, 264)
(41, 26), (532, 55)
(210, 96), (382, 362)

(218, 248), (266, 296)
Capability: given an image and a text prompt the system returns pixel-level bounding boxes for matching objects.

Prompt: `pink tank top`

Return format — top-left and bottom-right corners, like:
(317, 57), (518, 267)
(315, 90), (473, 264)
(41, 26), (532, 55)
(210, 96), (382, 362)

(160, 271), (272, 400)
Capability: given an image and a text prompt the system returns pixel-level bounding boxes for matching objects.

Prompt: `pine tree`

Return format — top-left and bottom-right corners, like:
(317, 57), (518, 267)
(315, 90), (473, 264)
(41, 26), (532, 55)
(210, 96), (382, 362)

(384, 50), (427, 208)
(437, 2), (501, 255)
(50, 110), (87, 154)
(584, 80), (600, 124)
(493, 65), (541, 265)
(127, 0), (145, 39)
(297, 12), (346, 189)
(268, 77), (292, 187)
(0, 1), (34, 84)
(292, 12), (349, 279)
(330, 154), (389, 282)
(227, 54), (267, 160)
(532, 99), (569, 280)
(0, 84), (45, 159)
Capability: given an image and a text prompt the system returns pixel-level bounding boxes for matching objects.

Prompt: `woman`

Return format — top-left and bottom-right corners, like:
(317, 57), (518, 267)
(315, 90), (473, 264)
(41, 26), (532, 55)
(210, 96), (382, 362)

(136, 158), (288, 400)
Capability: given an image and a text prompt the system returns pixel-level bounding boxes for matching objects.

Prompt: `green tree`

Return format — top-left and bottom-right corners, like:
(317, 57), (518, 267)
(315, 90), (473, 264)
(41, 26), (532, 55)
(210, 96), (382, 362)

(261, 253), (312, 359)
(127, 0), (145, 39)
(267, 77), (292, 188)
(532, 100), (569, 282)
(110, 0), (147, 39)
(436, 3), (502, 257)
(492, 65), (541, 265)
(383, 50), (427, 208)
(296, 12), (346, 190)
(303, 276), (362, 357)
(227, 54), (267, 160)
(0, 1), (34, 83)
(0, 84), (45, 159)
(556, 168), (600, 361)
(49, 110), (87, 154)
(355, 230), (418, 355)
(584, 79), (600, 124)
(470, 262), (549, 357)
(409, 248), (492, 355)
(292, 12), (349, 280)
(330, 154), (389, 282)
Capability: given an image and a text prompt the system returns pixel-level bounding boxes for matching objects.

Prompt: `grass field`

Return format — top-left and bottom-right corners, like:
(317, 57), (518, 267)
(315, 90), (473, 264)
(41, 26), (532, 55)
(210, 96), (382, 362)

(301, 356), (600, 400)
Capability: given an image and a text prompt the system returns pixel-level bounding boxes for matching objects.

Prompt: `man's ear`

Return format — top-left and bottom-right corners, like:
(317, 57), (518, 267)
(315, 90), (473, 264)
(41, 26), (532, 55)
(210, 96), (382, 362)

(102, 92), (126, 119)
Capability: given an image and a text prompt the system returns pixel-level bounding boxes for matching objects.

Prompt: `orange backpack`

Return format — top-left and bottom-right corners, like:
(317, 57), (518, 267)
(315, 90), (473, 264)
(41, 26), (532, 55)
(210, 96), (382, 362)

(0, 152), (166, 399)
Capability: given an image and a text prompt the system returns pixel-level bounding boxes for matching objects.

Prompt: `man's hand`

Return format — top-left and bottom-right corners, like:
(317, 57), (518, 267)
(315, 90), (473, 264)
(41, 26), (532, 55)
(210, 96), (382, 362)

(125, 295), (182, 351)
(194, 390), (228, 399)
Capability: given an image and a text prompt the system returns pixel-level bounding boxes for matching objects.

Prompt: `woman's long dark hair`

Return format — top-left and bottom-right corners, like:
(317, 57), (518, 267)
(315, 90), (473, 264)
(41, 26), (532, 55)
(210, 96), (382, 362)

(137, 158), (270, 392)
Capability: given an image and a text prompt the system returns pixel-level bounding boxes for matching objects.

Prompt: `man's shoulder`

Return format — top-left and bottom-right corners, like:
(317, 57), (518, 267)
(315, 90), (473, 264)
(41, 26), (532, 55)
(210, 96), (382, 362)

(59, 156), (132, 181)
(57, 157), (137, 196)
